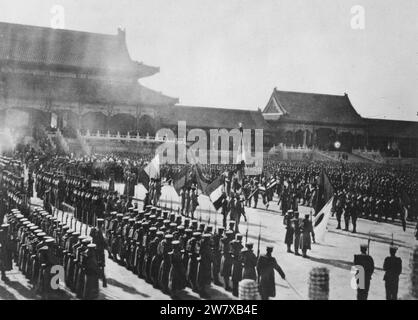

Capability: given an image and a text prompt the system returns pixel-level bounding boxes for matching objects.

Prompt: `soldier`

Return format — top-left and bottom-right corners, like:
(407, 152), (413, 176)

(335, 192), (344, 229)
(240, 242), (257, 280)
(89, 219), (107, 288)
(230, 233), (244, 297)
(300, 214), (315, 258)
(186, 232), (201, 292)
(284, 215), (294, 253)
(168, 240), (187, 298)
(150, 231), (165, 287)
(0, 225), (13, 282)
(190, 188), (199, 220)
(383, 245), (402, 300)
(211, 227), (224, 286)
(353, 244), (375, 300)
(220, 192), (229, 228)
(82, 243), (100, 300)
(292, 213), (301, 256)
(344, 199), (352, 231)
(257, 246), (286, 300)
(196, 233), (212, 297)
(158, 234), (173, 293)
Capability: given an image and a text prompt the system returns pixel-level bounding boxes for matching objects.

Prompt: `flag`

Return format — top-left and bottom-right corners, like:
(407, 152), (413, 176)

(137, 169), (150, 189)
(173, 165), (189, 195)
(210, 184), (226, 210)
(194, 164), (212, 193)
(312, 197), (334, 243)
(204, 174), (224, 196)
(144, 154), (160, 179)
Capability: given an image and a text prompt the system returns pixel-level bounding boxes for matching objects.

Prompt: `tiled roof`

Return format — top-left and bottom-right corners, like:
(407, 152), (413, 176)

(0, 21), (158, 77)
(365, 118), (418, 139)
(268, 89), (364, 126)
(2, 72), (178, 106)
(160, 105), (271, 130)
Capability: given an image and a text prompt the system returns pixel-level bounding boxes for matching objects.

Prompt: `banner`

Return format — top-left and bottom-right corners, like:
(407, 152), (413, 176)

(312, 197), (334, 243)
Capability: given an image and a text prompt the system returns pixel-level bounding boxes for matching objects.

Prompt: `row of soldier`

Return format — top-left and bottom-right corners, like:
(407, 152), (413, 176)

(1, 205), (100, 299)
(102, 204), (286, 299)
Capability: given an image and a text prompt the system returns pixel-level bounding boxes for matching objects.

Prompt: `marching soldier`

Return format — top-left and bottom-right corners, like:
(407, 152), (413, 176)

(383, 245), (402, 300)
(257, 246), (286, 300)
(353, 244), (375, 300)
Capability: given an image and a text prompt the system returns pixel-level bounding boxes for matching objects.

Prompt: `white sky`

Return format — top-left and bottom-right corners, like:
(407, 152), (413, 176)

(0, 0), (417, 121)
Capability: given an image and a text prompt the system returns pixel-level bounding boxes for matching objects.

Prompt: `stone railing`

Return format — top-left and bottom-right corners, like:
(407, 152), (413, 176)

(79, 130), (185, 144)
(352, 148), (385, 163)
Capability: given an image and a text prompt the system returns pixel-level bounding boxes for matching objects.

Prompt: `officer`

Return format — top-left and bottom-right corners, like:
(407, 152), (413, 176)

(383, 245), (402, 300)
(257, 246), (286, 300)
(353, 244), (375, 300)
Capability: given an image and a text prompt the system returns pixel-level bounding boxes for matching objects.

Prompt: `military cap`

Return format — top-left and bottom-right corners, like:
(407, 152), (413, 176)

(37, 232), (47, 238)
(1, 224), (10, 229)
(110, 211), (117, 216)
(170, 223), (177, 229)
(191, 221), (198, 228)
(45, 238), (55, 245)
(163, 220), (170, 225)
(29, 226), (38, 231)
(156, 231), (164, 237)
(165, 234), (174, 240)
(360, 244), (368, 250)
(150, 215), (157, 220)
(87, 243), (96, 249)
(390, 245), (398, 252)
(206, 226), (213, 233)
(122, 216), (129, 221)
(62, 226), (70, 231)
(226, 230), (234, 236)
(117, 214), (124, 218)
(82, 239), (91, 245)
(202, 233), (211, 239)
(149, 227), (157, 232)
(193, 232), (202, 238)
(172, 240), (180, 247)
(97, 218), (104, 224)
(22, 221), (31, 226)
(266, 246), (274, 251)
(177, 225), (185, 231)
(38, 246), (49, 252)
(159, 226), (167, 232)
(67, 229), (75, 235)
(185, 228), (193, 234)
(218, 227), (225, 232)
(236, 234), (243, 241)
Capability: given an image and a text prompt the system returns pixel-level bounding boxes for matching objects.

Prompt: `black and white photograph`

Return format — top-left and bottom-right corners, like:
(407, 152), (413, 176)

(0, 0), (417, 306)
